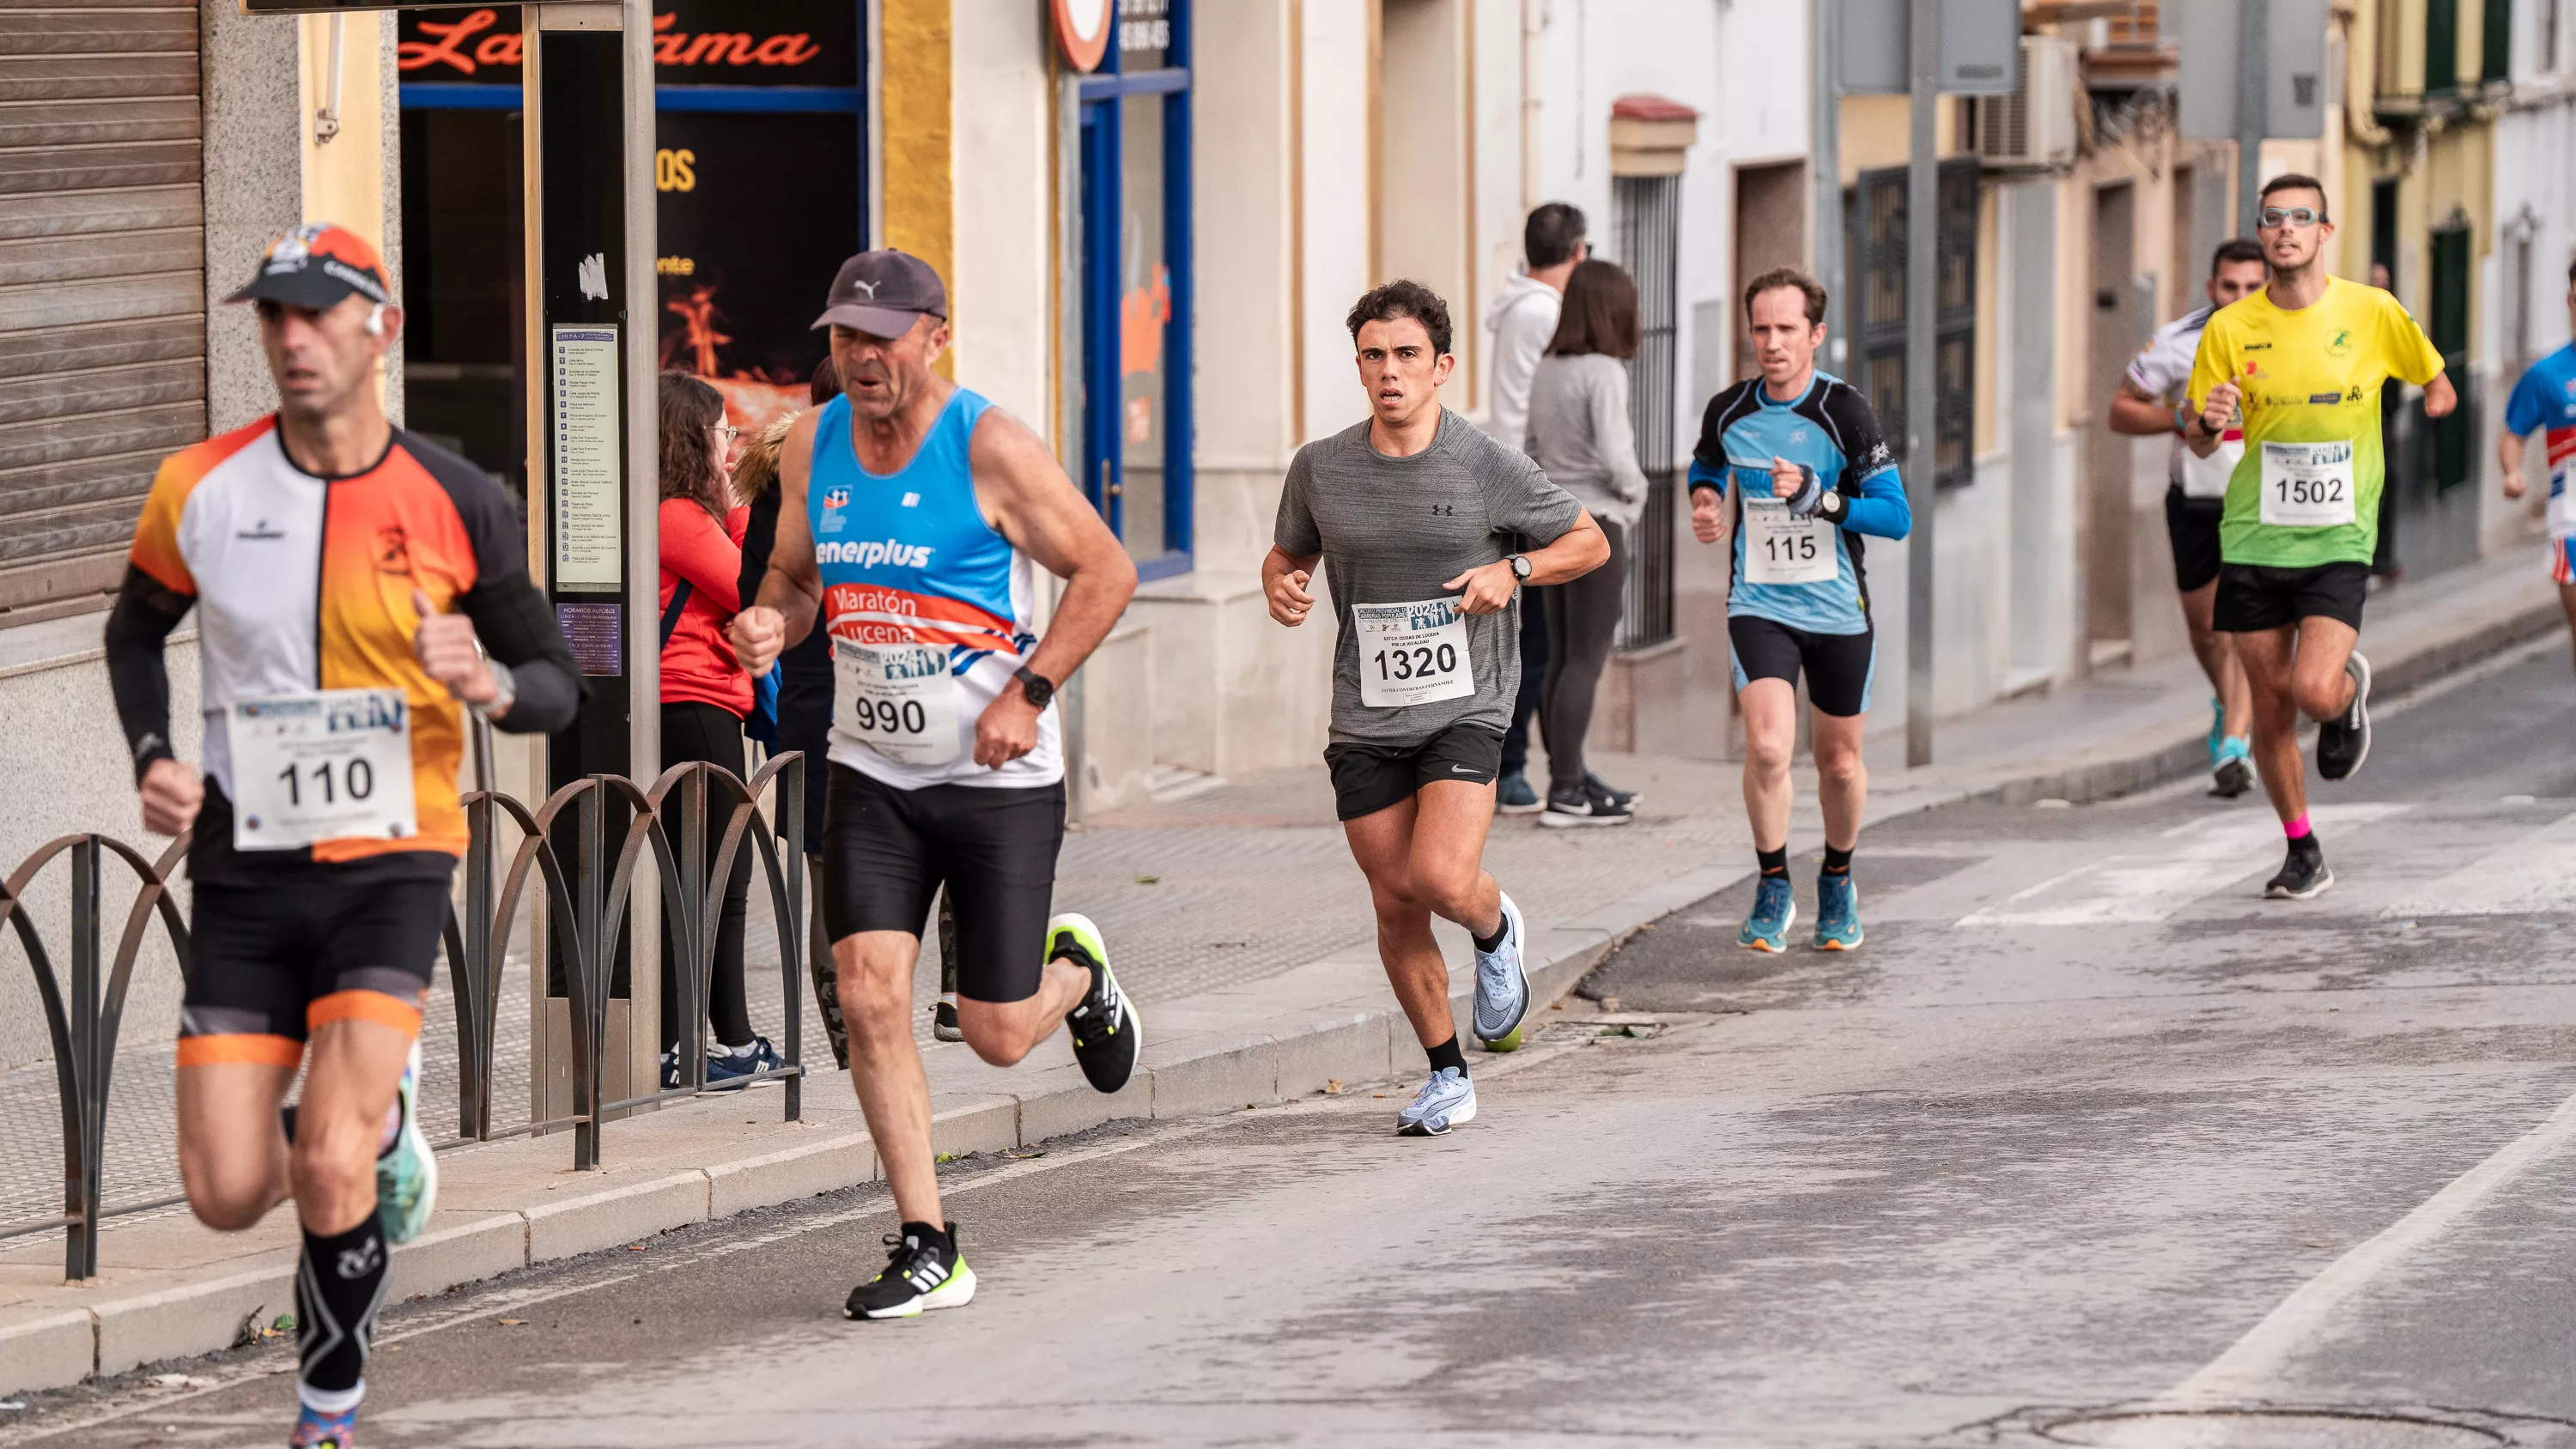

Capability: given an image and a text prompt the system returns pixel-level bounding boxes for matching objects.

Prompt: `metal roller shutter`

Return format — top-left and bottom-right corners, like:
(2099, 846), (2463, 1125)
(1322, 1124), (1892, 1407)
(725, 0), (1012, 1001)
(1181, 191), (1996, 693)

(0, 0), (204, 616)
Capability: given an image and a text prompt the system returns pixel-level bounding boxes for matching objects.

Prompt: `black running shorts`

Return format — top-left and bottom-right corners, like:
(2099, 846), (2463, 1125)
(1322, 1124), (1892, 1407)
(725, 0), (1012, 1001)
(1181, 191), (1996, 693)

(178, 879), (447, 1068)
(2165, 487), (2224, 593)
(1323, 722), (1504, 822)
(820, 764), (1064, 1004)
(2214, 560), (2369, 633)
(1728, 614), (1876, 718)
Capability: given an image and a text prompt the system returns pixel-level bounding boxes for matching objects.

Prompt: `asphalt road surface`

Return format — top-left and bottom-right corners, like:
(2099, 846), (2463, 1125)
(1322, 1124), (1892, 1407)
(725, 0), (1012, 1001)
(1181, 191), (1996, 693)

(11, 640), (2576, 1449)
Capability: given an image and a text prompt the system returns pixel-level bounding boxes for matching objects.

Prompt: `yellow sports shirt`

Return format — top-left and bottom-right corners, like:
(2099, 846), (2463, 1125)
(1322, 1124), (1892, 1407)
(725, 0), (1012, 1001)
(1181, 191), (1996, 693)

(2186, 275), (2445, 569)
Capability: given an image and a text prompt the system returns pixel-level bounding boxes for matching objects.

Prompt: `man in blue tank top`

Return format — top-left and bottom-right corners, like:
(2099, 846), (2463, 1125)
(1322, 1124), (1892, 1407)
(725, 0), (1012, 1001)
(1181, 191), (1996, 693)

(1688, 270), (1911, 956)
(731, 251), (1139, 1319)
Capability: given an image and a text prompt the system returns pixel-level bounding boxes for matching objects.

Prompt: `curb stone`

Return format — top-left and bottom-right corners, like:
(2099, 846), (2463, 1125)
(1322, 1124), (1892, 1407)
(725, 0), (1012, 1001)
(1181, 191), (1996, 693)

(4, 585), (2554, 1396)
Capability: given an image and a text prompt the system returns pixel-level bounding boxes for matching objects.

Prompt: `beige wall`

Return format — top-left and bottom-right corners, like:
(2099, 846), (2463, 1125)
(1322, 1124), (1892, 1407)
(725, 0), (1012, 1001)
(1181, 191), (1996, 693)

(950, 0), (1054, 427)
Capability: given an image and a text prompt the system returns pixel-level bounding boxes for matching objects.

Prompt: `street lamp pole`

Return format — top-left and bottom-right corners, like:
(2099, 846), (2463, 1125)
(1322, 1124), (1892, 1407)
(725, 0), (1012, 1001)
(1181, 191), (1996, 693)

(1904, 0), (1938, 767)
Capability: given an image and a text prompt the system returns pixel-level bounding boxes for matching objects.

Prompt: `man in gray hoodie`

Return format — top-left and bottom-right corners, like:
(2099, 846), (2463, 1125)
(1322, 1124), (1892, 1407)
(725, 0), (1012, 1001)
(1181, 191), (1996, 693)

(1485, 203), (1586, 812)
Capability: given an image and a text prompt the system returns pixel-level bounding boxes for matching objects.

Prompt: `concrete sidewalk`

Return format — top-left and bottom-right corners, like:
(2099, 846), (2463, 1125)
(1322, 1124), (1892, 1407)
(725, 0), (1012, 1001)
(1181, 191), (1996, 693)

(0, 559), (2561, 1396)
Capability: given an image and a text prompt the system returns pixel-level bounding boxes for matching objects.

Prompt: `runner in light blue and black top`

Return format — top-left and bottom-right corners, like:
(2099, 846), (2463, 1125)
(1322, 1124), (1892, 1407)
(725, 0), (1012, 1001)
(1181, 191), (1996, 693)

(1686, 287), (1911, 958)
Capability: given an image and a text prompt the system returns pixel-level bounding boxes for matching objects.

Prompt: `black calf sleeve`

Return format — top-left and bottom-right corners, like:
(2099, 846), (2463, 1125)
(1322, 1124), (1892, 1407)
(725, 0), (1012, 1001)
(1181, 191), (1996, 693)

(296, 1217), (388, 1410)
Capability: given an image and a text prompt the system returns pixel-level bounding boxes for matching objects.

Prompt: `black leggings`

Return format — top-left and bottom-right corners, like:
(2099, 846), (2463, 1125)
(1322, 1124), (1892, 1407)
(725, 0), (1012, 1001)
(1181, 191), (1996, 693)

(1540, 516), (1628, 794)
(660, 700), (755, 1052)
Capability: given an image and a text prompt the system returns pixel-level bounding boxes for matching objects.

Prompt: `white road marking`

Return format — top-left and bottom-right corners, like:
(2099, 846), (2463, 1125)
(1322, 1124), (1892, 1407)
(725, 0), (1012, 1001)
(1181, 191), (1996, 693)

(2380, 808), (2576, 918)
(1955, 804), (2410, 927)
(2086, 1084), (2576, 1447)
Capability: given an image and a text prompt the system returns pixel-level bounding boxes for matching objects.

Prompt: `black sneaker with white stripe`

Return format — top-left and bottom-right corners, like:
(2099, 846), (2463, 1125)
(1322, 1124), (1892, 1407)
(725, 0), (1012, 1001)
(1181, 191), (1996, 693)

(2316, 649), (2372, 782)
(845, 1222), (976, 1319)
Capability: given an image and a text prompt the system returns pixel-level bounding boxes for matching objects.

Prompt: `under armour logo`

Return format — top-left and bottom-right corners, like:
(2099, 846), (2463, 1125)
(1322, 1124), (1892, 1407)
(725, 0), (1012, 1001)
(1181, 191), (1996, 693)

(337, 1237), (382, 1279)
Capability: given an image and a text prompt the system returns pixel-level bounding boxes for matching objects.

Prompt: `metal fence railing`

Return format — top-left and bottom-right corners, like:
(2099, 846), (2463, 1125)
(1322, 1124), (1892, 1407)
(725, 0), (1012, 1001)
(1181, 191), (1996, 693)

(2, 737), (809, 1281)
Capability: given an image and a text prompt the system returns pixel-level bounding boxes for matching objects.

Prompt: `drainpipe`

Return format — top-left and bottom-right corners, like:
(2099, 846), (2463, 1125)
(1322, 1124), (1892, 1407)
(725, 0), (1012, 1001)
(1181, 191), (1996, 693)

(2342, 1), (2394, 148)
(1522, 0), (1543, 212)
(314, 12), (345, 144)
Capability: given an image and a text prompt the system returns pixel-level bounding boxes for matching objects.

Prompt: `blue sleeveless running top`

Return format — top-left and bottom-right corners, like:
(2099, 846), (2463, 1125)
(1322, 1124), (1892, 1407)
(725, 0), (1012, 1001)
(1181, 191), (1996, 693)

(808, 388), (1059, 788)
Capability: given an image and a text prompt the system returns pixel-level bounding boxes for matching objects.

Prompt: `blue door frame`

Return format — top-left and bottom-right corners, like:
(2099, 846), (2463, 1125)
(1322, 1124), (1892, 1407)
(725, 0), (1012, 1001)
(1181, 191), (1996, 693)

(1078, 4), (1194, 582)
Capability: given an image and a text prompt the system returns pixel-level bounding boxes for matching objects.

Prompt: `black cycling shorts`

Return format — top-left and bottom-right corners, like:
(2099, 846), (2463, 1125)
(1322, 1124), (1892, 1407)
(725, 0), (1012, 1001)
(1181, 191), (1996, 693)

(2165, 488), (2225, 593)
(1323, 722), (1504, 822)
(1728, 614), (1876, 718)
(2215, 560), (2369, 633)
(820, 764), (1065, 1005)
(178, 878), (447, 1068)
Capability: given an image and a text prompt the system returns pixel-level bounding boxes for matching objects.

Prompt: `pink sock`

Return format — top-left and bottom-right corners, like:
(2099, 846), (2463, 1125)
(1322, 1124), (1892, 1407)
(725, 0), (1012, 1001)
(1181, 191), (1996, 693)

(2283, 812), (2312, 840)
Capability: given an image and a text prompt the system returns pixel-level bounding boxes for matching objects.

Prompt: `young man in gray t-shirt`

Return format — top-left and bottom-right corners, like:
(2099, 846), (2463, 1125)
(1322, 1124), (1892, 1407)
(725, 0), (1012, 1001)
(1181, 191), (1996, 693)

(1265, 280), (1606, 1137)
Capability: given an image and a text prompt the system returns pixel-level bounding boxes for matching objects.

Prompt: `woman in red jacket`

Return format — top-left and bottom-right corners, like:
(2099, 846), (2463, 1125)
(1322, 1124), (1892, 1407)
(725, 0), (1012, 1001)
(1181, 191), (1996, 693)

(657, 373), (775, 1087)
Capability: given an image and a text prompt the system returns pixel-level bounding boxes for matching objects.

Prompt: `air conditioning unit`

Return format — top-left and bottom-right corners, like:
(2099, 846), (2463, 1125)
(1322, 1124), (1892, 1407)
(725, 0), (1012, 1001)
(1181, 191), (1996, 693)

(1976, 36), (2079, 169)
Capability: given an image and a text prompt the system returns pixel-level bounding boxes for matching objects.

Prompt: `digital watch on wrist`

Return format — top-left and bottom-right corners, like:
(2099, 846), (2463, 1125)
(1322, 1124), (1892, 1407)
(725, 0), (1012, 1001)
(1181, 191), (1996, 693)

(1014, 665), (1055, 710)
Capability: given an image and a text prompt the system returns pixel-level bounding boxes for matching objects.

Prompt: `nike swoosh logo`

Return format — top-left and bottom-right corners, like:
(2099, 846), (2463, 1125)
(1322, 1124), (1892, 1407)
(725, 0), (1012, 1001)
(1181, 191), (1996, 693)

(1452, 764), (1479, 773)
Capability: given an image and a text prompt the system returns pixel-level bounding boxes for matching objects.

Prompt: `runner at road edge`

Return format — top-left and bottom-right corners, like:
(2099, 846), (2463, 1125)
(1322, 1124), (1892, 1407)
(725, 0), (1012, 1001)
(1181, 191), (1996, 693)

(104, 224), (583, 1449)
(2110, 237), (2269, 799)
(729, 250), (1141, 1319)
(2185, 174), (2455, 900)
(1265, 279), (1608, 1137)
(1688, 268), (1911, 954)
(2499, 257), (2576, 668)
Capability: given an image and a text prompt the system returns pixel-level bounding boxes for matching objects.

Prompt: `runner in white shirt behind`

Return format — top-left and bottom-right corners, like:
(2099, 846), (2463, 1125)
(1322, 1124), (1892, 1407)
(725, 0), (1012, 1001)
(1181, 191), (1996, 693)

(2108, 237), (2269, 798)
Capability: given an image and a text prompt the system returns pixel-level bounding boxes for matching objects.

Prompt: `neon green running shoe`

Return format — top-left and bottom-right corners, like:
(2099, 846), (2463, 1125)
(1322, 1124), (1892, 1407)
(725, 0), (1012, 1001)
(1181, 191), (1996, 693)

(1050, 912), (1140, 1094)
(376, 1040), (437, 1245)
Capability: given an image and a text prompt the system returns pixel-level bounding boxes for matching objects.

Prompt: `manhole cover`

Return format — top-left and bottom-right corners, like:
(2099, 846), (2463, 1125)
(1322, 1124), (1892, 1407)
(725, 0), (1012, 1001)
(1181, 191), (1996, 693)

(2039, 1409), (2509, 1449)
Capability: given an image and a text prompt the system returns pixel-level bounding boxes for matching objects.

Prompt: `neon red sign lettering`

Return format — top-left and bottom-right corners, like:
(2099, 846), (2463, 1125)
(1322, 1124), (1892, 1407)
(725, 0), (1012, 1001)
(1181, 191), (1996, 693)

(399, 9), (821, 76)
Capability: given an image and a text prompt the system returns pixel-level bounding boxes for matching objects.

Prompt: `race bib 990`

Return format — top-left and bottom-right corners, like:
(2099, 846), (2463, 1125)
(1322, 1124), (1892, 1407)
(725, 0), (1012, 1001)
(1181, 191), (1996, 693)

(229, 689), (417, 851)
(1354, 597), (1474, 709)
(2258, 440), (2358, 527)
(833, 639), (962, 766)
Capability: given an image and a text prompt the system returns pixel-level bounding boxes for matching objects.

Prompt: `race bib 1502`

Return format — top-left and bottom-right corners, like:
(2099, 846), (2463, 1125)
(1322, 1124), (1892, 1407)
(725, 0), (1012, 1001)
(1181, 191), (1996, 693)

(229, 688), (417, 851)
(2258, 440), (2358, 527)
(1354, 597), (1474, 709)
(833, 639), (963, 766)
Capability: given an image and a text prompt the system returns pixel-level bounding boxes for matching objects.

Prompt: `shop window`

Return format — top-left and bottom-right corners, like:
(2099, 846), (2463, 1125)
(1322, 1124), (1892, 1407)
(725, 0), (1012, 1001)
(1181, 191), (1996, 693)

(1613, 173), (1678, 652)
(396, 3), (866, 501)
(1845, 160), (1979, 491)
(1078, 0), (1193, 579)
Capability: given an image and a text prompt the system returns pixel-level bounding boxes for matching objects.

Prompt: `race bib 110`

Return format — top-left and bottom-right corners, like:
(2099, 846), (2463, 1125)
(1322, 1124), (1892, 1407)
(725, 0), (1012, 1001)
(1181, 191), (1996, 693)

(229, 689), (417, 851)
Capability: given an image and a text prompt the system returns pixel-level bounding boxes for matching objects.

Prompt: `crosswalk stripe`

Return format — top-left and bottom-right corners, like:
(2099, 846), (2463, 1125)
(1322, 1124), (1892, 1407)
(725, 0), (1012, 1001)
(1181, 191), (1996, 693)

(1955, 803), (2411, 927)
(2380, 807), (2576, 918)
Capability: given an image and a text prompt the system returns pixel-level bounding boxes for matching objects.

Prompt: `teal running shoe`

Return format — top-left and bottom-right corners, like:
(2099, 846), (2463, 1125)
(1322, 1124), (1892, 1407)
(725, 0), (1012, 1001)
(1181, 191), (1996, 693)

(2206, 696), (2227, 767)
(376, 1040), (437, 1245)
(1739, 874), (1796, 954)
(1812, 872), (1863, 951)
(2210, 733), (2254, 798)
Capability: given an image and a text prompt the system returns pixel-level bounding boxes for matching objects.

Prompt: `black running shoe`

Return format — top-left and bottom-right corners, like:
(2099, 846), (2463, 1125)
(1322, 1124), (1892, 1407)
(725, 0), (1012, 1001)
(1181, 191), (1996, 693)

(2209, 754), (2255, 799)
(1050, 912), (1140, 1093)
(2264, 842), (2335, 900)
(2316, 650), (2372, 782)
(933, 893), (965, 1041)
(845, 1222), (975, 1319)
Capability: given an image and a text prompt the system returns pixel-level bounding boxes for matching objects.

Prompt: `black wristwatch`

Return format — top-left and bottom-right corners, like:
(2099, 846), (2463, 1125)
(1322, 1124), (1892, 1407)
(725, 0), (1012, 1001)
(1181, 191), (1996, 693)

(1508, 555), (1534, 583)
(1013, 664), (1055, 710)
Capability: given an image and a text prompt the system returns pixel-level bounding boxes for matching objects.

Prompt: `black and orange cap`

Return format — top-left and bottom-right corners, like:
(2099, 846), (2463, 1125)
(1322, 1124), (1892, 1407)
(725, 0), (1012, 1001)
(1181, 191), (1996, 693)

(226, 223), (392, 309)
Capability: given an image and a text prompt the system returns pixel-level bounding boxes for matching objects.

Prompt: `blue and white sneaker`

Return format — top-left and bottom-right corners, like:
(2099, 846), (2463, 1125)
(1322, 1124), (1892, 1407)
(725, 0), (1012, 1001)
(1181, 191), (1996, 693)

(1470, 891), (1529, 1043)
(1739, 874), (1796, 954)
(289, 1403), (358, 1448)
(376, 1040), (436, 1245)
(1395, 1066), (1478, 1137)
(706, 1035), (784, 1088)
(1496, 768), (1543, 815)
(1812, 872), (1863, 951)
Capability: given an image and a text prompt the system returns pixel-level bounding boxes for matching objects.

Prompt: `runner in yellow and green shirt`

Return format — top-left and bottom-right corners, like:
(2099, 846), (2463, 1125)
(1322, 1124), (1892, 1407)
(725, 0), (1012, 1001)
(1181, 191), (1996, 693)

(2184, 173), (2454, 901)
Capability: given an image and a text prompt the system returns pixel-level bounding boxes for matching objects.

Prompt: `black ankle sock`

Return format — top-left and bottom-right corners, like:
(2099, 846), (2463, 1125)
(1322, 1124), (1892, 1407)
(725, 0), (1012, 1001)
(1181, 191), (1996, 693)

(1821, 845), (1853, 876)
(899, 1219), (950, 1252)
(2288, 832), (2324, 859)
(1425, 1035), (1468, 1077)
(1758, 846), (1789, 876)
(1471, 913), (1508, 954)
(295, 1217), (387, 1406)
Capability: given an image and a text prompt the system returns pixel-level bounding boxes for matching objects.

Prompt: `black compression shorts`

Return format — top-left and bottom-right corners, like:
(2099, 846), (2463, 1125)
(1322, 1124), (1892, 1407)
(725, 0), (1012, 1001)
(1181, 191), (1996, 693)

(1728, 614), (1876, 718)
(178, 878), (447, 1067)
(819, 764), (1065, 1004)
(1323, 722), (1504, 822)
(2165, 487), (2224, 593)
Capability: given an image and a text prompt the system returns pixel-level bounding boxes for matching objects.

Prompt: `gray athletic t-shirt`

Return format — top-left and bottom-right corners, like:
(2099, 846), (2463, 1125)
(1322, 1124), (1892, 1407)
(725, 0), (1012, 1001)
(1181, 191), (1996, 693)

(1274, 409), (1583, 747)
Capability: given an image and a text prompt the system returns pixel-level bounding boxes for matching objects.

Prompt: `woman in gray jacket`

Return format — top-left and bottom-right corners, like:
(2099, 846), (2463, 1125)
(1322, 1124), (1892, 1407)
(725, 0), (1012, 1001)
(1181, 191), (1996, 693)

(1522, 259), (1647, 826)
